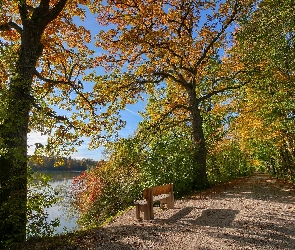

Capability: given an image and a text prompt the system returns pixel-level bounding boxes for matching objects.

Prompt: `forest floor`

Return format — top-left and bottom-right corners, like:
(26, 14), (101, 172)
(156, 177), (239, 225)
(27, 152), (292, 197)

(24, 173), (295, 250)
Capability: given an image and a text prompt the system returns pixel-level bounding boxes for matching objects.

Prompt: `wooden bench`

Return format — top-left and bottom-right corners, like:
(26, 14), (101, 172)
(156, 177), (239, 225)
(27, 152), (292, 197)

(134, 183), (174, 220)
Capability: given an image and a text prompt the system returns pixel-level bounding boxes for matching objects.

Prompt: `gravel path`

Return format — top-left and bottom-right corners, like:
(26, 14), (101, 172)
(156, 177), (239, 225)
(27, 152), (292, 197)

(27, 173), (295, 249)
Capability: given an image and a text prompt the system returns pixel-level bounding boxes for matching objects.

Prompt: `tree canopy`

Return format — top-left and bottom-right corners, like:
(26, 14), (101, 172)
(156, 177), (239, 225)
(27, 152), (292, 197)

(72, 0), (295, 230)
(90, 0), (257, 188)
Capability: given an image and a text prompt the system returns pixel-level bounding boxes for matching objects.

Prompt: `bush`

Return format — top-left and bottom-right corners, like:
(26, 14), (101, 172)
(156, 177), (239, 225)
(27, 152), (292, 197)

(27, 171), (60, 238)
(72, 161), (143, 228)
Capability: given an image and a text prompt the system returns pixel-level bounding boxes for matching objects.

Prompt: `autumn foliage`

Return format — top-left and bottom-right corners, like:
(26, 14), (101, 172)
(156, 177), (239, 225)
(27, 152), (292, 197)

(72, 159), (143, 227)
(72, 0), (295, 229)
(1, 0), (295, 242)
(89, 0), (257, 189)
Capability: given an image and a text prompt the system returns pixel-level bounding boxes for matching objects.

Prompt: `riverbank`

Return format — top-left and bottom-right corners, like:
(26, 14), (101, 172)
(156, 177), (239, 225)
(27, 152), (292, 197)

(23, 173), (295, 249)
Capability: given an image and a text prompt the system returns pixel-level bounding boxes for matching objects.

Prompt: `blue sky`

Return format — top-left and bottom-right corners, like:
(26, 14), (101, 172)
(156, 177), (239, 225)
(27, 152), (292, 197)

(27, 8), (145, 161)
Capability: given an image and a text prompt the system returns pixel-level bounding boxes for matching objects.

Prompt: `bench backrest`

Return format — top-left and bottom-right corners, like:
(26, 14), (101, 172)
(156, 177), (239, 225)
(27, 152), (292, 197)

(143, 183), (173, 199)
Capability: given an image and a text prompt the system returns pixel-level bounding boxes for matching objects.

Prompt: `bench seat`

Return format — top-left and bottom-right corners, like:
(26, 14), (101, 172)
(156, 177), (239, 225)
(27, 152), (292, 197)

(134, 183), (174, 220)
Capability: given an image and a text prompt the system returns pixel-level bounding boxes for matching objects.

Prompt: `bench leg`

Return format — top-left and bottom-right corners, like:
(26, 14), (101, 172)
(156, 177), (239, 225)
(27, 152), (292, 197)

(150, 206), (154, 220)
(143, 204), (150, 220)
(167, 194), (174, 209)
(168, 184), (174, 209)
(135, 204), (141, 219)
(143, 202), (154, 220)
(143, 210), (149, 220)
(144, 208), (154, 220)
(160, 200), (164, 209)
(143, 188), (154, 220)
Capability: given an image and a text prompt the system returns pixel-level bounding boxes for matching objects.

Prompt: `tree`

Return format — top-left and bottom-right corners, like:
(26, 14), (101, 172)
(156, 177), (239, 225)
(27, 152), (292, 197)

(92, 0), (255, 188)
(232, 0), (295, 179)
(0, 0), (121, 244)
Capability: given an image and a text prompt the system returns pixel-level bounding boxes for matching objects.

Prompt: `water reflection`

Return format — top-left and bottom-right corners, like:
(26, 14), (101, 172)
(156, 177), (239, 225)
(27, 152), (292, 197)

(38, 171), (83, 234)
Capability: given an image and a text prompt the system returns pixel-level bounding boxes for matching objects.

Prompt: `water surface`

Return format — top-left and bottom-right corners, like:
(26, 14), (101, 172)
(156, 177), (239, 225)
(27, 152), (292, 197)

(43, 171), (82, 234)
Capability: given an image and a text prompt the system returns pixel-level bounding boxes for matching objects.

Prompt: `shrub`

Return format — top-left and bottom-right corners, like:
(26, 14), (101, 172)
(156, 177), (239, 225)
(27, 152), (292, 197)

(27, 171), (60, 238)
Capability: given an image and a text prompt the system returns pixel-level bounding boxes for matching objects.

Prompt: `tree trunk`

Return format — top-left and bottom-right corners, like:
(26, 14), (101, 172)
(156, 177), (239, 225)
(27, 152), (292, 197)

(0, 77), (31, 244)
(186, 86), (209, 189)
(0, 26), (43, 245)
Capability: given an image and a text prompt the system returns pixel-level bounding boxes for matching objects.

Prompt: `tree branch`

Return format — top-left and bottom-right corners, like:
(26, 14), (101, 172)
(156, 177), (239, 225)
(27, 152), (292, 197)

(176, 0), (194, 37)
(46, 0), (68, 23)
(34, 69), (96, 117)
(0, 21), (22, 34)
(136, 74), (166, 86)
(33, 103), (69, 123)
(197, 80), (249, 103)
(30, 0), (67, 30)
(144, 103), (190, 132)
(18, 1), (29, 26)
(154, 71), (191, 88)
(193, 2), (239, 72)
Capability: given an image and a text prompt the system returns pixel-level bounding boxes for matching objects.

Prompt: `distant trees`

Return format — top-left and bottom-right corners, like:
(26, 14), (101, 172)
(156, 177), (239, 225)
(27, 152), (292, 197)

(29, 157), (97, 171)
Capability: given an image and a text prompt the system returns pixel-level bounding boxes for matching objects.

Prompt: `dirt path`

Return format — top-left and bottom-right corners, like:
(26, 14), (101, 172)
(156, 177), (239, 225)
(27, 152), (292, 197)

(27, 173), (295, 249)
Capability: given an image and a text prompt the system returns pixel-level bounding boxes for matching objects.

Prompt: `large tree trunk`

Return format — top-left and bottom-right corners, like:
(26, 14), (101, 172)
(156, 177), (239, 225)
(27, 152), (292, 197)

(186, 86), (209, 189)
(0, 81), (30, 243)
(0, 26), (43, 245)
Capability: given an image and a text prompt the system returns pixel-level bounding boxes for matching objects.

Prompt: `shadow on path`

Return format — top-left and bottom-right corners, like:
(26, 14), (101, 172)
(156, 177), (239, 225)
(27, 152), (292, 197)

(192, 209), (239, 228)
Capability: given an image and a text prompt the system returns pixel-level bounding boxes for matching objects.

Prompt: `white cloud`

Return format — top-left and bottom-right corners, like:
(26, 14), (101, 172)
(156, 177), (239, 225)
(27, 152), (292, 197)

(27, 132), (48, 155)
(27, 132), (103, 161)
